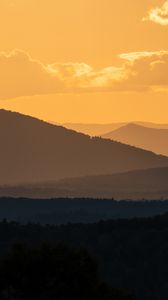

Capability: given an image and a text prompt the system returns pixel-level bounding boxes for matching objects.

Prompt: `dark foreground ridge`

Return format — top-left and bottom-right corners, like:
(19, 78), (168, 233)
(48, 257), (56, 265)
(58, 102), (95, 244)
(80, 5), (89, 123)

(1, 213), (168, 300)
(0, 244), (133, 300)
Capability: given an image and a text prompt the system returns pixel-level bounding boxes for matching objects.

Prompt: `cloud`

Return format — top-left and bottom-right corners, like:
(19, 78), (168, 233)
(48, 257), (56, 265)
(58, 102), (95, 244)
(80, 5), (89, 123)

(118, 51), (168, 91)
(143, 1), (168, 26)
(0, 49), (66, 99)
(0, 49), (168, 99)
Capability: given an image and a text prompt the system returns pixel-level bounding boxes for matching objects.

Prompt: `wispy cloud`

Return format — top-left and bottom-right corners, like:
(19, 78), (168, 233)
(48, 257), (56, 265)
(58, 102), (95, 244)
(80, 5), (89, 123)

(143, 1), (168, 26)
(0, 49), (168, 100)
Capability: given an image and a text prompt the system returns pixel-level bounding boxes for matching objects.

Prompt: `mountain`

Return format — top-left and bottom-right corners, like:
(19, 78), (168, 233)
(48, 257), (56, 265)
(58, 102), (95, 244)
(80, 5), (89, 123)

(102, 123), (168, 156)
(1, 167), (168, 200)
(58, 122), (168, 136)
(0, 109), (168, 185)
(61, 123), (126, 136)
(137, 122), (168, 129)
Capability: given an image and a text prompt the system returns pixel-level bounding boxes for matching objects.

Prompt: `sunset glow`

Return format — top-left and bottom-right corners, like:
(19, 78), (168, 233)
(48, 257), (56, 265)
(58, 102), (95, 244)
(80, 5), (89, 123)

(0, 0), (168, 123)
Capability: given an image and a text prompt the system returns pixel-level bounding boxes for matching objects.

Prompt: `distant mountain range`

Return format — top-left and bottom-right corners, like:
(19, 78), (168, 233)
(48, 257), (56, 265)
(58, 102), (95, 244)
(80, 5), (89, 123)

(60, 121), (168, 136)
(0, 167), (168, 200)
(61, 122), (126, 136)
(102, 123), (168, 156)
(0, 109), (168, 191)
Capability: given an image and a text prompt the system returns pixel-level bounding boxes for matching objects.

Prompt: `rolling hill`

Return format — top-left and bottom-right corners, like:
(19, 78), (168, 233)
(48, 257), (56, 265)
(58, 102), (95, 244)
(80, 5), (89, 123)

(61, 122), (126, 136)
(60, 122), (168, 136)
(0, 109), (168, 185)
(1, 167), (168, 200)
(102, 123), (168, 156)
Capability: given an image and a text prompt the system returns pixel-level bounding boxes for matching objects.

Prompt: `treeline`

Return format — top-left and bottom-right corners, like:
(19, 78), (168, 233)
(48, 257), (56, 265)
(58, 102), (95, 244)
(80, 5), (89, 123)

(1, 214), (168, 299)
(1, 197), (168, 224)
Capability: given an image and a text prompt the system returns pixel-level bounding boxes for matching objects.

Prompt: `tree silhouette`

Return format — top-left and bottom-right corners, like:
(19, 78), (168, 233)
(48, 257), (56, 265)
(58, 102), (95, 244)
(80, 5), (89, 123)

(0, 244), (134, 300)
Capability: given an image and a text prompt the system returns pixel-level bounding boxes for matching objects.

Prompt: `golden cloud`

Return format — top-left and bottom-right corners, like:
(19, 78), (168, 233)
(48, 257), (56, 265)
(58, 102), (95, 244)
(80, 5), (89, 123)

(0, 49), (66, 99)
(0, 49), (168, 99)
(143, 1), (168, 26)
(118, 51), (168, 92)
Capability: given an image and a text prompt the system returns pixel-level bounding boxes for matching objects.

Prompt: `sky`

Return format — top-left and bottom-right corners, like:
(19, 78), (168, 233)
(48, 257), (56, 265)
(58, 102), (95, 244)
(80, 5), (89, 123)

(0, 0), (168, 123)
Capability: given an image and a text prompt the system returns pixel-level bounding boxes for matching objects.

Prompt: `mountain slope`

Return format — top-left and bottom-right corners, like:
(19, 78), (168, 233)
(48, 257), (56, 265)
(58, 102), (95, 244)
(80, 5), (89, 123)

(0, 109), (168, 185)
(102, 123), (168, 156)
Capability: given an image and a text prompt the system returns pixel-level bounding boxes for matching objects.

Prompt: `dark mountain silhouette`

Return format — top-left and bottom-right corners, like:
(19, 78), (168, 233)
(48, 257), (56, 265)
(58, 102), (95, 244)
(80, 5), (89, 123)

(1, 167), (168, 200)
(102, 123), (168, 156)
(58, 121), (168, 136)
(0, 109), (168, 185)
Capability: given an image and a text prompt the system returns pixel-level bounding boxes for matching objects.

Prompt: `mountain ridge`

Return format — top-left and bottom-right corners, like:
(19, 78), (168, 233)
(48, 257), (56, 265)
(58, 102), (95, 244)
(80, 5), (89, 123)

(0, 166), (168, 200)
(0, 109), (168, 185)
(102, 123), (168, 156)
(58, 121), (168, 136)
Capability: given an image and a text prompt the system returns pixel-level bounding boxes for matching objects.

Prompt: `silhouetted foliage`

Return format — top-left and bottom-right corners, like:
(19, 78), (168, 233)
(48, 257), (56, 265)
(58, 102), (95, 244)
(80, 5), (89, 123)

(0, 213), (168, 299)
(0, 244), (133, 300)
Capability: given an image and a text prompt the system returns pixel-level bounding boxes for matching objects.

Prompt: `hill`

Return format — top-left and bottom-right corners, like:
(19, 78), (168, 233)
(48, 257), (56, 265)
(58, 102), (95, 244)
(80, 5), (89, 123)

(137, 121), (168, 129)
(1, 167), (168, 200)
(52, 167), (168, 200)
(0, 109), (168, 185)
(102, 123), (168, 156)
(0, 197), (168, 224)
(62, 122), (126, 136)
(60, 121), (168, 136)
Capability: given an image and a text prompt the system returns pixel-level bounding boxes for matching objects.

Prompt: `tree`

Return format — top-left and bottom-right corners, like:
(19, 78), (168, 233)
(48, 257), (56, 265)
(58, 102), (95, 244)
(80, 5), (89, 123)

(0, 243), (134, 300)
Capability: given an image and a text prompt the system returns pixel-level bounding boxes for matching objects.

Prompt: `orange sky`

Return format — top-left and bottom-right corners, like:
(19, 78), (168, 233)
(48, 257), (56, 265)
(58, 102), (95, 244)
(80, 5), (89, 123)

(0, 0), (168, 123)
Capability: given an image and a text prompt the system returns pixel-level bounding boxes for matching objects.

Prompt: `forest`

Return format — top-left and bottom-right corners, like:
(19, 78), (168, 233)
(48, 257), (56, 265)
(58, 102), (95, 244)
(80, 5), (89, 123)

(1, 212), (168, 299)
(0, 243), (134, 300)
(1, 197), (168, 224)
